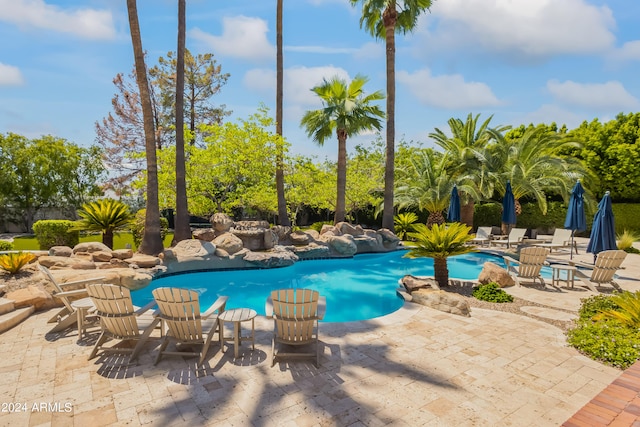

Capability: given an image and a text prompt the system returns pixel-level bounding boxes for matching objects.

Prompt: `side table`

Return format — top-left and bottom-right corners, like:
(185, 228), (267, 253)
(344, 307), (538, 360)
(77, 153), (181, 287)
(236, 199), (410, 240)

(551, 264), (577, 288)
(218, 308), (257, 359)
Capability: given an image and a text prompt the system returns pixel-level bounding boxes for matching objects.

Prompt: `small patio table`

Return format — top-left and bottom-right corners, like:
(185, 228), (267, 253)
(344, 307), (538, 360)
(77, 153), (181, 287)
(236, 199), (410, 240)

(218, 308), (256, 359)
(551, 264), (577, 289)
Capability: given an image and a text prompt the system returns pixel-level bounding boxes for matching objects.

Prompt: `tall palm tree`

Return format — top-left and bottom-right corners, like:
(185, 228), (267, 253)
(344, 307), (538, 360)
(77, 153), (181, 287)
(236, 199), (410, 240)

(301, 75), (384, 224)
(395, 149), (479, 227)
(173, 0), (191, 243)
(350, 0), (433, 231)
(490, 126), (586, 215)
(275, 0), (290, 226)
(126, 0), (164, 255)
(406, 223), (475, 288)
(429, 113), (510, 226)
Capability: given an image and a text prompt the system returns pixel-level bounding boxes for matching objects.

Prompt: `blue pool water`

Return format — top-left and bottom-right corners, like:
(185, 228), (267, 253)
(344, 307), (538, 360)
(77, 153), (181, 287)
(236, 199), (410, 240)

(131, 251), (514, 323)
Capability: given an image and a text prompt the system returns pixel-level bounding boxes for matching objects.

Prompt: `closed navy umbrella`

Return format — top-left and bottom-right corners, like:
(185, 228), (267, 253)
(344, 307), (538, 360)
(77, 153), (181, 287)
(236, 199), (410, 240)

(564, 180), (587, 259)
(502, 181), (517, 248)
(587, 191), (617, 259)
(447, 185), (461, 222)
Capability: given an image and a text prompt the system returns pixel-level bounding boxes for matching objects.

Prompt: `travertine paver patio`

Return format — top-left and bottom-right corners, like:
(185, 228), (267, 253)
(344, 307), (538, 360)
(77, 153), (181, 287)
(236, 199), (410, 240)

(0, 237), (638, 426)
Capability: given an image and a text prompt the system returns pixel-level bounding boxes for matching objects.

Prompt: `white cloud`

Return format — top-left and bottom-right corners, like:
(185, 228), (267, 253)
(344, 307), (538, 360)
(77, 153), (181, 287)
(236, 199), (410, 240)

(547, 79), (639, 109)
(0, 0), (115, 40)
(610, 40), (640, 62)
(0, 63), (24, 85)
(190, 16), (275, 62)
(244, 65), (350, 106)
(397, 68), (500, 109)
(418, 0), (615, 58)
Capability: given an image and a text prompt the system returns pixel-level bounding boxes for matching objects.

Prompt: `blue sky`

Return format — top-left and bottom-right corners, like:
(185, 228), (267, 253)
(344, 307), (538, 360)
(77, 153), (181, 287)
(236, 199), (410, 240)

(1, 0), (639, 160)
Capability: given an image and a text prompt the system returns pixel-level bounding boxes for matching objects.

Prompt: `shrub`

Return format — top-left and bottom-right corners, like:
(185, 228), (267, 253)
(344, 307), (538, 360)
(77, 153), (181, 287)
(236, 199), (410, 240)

(612, 204), (640, 235)
(73, 198), (133, 249)
(0, 240), (13, 251)
(567, 293), (640, 369)
(0, 252), (36, 274)
(473, 203), (502, 229)
(616, 229), (640, 254)
(394, 212), (418, 240)
(309, 221), (332, 233)
(131, 209), (169, 249)
(472, 282), (514, 303)
(32, 220), (79, 250)
(593, 291), (640, 328)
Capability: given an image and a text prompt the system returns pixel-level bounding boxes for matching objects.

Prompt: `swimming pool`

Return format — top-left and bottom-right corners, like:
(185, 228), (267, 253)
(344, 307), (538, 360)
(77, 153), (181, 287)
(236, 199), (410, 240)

(131, 251), (511, 322)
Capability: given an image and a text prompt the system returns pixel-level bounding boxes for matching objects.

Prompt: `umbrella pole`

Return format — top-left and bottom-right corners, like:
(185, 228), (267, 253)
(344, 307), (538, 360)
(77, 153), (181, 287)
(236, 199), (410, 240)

(570, 230), (574, 260)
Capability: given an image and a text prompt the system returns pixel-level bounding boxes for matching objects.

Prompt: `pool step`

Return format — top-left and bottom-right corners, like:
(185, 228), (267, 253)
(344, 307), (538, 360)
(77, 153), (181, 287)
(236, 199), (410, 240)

(0, 297), (15, 315)
(0, 305), (35, 334)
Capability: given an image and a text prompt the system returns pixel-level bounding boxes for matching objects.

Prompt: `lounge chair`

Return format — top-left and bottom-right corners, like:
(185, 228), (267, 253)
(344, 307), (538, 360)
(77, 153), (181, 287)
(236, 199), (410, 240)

(572, 250), (627, 292)
(86, 284), (160, 363)
(470, 226), (493, 246)
(490, 228), (527, 248)
(533, 228), (577, 254)
(152, 287), (228, 366)
(266, 288), (325, 368)
(503, 247), (550, 287)
(40, 265), (105, 338)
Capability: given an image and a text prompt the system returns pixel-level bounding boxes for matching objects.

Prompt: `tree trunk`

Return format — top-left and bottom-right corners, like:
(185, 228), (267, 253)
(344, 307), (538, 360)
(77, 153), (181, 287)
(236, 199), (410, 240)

(126, 0), (163, 255)
(460, 199), (474, 229)
(275, 0), (290, 226)
(334, 129), (347, 224)
(103, 229), (114, 250)
(381, 7), (397, 231)
(433, 257), (449, 289)
(173, 0), (191, 244)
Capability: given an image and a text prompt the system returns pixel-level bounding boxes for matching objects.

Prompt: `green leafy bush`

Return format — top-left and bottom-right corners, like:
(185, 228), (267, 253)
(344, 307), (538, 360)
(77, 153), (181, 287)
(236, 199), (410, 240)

(612, 204), (640, 235)
(0, 252), (36, 274)
(394, 212), (418, 240)
(473, 203), (502, 229)
(32, 220), (79, 250)
(309, 221), (332, 233)
(567, 293), (640, 369)
(0, 240), (13, 251)
(472, 282), (514, 303)
(131, 209), (169, 249)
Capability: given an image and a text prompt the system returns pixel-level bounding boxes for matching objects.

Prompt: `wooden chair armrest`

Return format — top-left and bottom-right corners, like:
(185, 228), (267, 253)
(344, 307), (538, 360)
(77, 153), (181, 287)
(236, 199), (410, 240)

(54, 289), (89, 298)
(60, 277), (107, 287)
(265, 296), (274, 318)
(318, 296), (327, 320)
(134, 300), (157, 315)
(503, 256), (519, 266)
(202, 295), (228, 318)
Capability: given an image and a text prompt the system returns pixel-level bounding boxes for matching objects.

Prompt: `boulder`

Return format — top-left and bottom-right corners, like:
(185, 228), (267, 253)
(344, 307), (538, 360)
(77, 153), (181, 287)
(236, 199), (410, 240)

(320, 224), (339, 236)
(73, 242), (112, 254)
(289, 231), (311, 246)
(91, 251), (113, 262)
(112, 249), (133, 260)
(289, 243), (331, 260)
(125, 254), (161, 268)
(243, 249), (298, 268)
(6, 285), (56, 311)
(233, 228), (267, 251)
(170, 239), (217, 259)
(71, 260), (98, 270)
(336, 222), (364, 236)
(353, 234), (383, 254)
(323, 235), (357, 257)
(212, 232), (244, 255)
(210, 213), (234, 233)
(263, 229), (277, 250)
(401, 275), (440, 292)
(234, 220), (270, 230)
(38, 256), (84, 269)
(98, 259), (130, 269)
(377, 228), (401, 249)
(48, 246), (73, 257)
(305, 229), (320, 240)
(478, 262), (515, 287)
(117, 270), (153, 291)
(193, 228), (216, 242)
(411, 289), (471, 317)
(271, 225), (292, 243)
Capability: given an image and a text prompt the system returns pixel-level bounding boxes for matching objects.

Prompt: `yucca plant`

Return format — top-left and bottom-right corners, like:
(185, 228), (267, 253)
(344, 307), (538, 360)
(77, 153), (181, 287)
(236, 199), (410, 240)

(405, 222), (475, 288)
(0, 252), (36, 274)
(394, 212), (419, 241)
(616, 229), (640, 253)
(73, 199), (133, 249)
(593, 291), (640, 328)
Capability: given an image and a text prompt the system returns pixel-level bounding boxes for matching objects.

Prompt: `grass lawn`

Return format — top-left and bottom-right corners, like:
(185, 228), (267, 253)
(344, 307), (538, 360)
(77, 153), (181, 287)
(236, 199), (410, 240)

(11, 232), (174, 251)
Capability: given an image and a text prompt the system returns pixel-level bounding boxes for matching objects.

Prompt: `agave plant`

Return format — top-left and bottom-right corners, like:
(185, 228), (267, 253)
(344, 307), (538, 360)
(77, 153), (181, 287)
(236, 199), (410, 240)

(394, 212), (419, 240)
(593, 291), (640, 328)
(0, 252), (36, 274)
(405, 222), (475, 288)
(73, 199), (133, 249)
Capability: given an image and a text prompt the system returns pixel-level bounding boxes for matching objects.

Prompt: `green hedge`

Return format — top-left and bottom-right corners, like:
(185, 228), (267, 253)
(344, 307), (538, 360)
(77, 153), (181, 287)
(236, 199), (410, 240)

(0, 240), (13, 251)
(32, 220), (79, 250)
(612, 204), (640, 234)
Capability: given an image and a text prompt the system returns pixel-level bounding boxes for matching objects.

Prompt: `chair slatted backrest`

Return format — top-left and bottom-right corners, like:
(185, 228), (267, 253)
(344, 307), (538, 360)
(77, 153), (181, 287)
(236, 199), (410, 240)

(153, 287), (204, 343)
(87, 284), (139, 339)
(272, 289), (318, 344)
(517, 247), (549, 278)
(476, 227), (492, 240)
(39, 265), (74, 312)
(591, 250), (627, 284)
(509, 228), (527, 242)
(551, 228), (573, 245)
